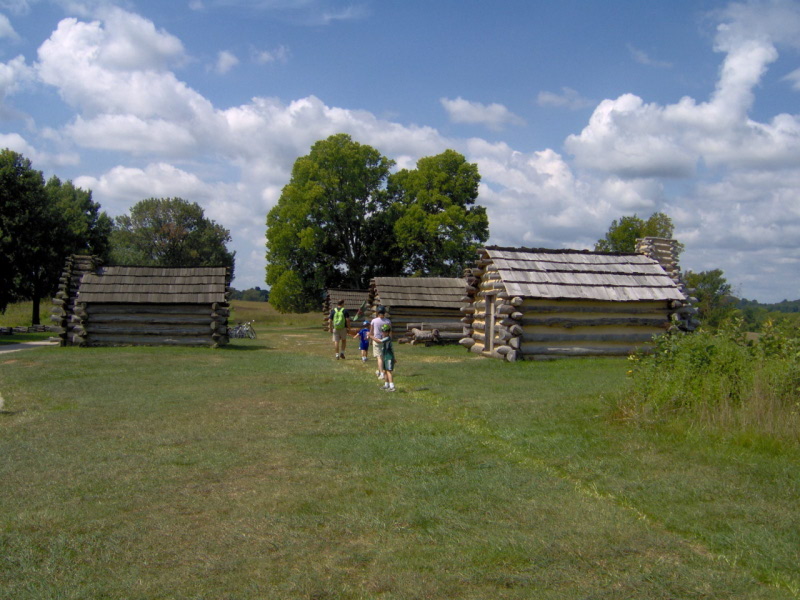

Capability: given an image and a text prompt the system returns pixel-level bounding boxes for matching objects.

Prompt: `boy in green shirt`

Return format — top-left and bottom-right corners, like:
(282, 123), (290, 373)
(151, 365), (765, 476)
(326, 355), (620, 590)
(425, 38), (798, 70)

(371, 323), (396, 391)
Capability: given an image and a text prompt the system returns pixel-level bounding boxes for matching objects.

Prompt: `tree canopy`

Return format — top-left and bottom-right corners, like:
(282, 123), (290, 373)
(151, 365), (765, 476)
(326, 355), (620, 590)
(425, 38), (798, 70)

(685, 269), (736, 328)
(595, 212), (682, 255)
(266, 134), (396, 312)
(0, 150), (111, 323)
(0, 149), (48, 314)
(265, 134), (489, 313)
(389, 149), (487, 276)
(110, 197), (235, 277)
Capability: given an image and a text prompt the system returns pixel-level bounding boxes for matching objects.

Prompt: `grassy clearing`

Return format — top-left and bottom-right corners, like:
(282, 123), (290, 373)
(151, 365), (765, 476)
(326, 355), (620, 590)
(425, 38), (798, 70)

(1, 302), (798, 599)
(0, 301), (37, 328)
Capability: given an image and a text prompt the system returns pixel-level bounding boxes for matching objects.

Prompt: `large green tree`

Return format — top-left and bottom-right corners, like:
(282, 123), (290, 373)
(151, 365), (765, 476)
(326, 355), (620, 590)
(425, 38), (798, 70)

(388, 149), (488, 276)
(24, 177), (113, 324)
(266, 134), (396, 312)
(595, 212), (682, 255)
(0, 149), (48, 315)
(110, 197), (235, 277)
(684, 269), (736, 328)
(0, 152), (112, 323)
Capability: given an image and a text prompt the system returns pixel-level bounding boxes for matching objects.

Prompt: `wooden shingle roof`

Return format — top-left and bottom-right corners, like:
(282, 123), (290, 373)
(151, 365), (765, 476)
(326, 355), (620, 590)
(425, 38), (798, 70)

(324, 288), (369, 312)
(77, 266), (229, 304)
(371, 277), (466, 309)
(484, 247), (685, 302)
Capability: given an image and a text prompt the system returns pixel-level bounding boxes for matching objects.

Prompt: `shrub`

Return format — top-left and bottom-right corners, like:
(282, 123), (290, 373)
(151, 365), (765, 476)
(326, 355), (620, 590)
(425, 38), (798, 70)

(619, 318), (800, 443)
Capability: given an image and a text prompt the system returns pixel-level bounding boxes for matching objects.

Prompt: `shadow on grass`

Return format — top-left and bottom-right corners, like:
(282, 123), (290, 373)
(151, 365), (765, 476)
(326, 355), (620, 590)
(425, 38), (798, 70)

(217, 344), (275, 351)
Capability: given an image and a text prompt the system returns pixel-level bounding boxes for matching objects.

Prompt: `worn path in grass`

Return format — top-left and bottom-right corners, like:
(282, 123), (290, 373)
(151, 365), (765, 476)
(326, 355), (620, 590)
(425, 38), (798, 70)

(1, 304), (797, 599)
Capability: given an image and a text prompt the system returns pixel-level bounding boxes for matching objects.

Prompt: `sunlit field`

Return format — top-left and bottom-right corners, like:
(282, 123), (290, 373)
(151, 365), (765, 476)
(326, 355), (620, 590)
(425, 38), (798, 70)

(1, 301), (797, 599)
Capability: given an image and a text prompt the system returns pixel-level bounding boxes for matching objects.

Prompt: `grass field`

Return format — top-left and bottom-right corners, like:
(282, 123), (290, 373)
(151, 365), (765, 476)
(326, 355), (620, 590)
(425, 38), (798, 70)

(1, 301), (798, 599)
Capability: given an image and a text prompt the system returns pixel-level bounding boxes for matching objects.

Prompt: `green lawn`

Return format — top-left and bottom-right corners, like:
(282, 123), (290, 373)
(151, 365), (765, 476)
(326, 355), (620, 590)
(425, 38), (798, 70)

(1, 301), (798, 599)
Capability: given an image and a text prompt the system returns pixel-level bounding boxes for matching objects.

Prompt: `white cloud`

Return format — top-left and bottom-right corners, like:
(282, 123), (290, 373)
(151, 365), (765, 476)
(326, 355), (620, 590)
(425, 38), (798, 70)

(0, 54), (32, 99)
(441, 96), (526, 132)
(0, 13), (19, 39)
(252, 44), (289, 64)
(565, 1), (800, 179)
(627, 44), (672, 68)
(783, 66), (800, 90)
(16, 2), (800, 301)
(0, 1), (32, 16)
(537, 87), (594, 110)
(211, 50), (239, 74)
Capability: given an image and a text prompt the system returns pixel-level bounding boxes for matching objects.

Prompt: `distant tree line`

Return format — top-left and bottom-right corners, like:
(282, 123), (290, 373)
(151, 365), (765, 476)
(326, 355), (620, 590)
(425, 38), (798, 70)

(230, 287), (269, 302)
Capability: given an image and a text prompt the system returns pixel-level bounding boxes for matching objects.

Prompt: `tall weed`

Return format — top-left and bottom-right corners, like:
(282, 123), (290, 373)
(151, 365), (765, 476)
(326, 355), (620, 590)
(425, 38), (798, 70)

(619, 318), (800, 444)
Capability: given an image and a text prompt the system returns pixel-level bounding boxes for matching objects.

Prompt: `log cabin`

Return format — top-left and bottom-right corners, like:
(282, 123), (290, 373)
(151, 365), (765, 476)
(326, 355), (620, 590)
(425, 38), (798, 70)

(368, 277), (467, 342)
(52, 261), (231, 347)
(322, 288), (369, 330)
(460, 241), (695, 361)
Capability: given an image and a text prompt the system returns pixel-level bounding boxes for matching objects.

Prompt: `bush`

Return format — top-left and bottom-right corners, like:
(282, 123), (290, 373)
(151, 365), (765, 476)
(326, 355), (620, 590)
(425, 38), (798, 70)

(619, 318), (800, 443)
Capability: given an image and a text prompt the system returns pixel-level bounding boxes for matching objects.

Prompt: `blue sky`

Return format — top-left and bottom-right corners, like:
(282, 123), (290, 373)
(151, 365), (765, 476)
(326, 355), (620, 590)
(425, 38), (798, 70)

(1, 0), (799, 302)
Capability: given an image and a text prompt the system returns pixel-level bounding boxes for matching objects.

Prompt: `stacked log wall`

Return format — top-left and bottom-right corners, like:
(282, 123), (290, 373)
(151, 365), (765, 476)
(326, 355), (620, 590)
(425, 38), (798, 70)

(635, 237), (700, 331)
(460, 248), (681, 361)
(515, 298), (671, 358)
(461, 257), (523, 361)
(71, 302), (230, 347)
(368, 290), (464, 342)
(50, 254), (102, 346)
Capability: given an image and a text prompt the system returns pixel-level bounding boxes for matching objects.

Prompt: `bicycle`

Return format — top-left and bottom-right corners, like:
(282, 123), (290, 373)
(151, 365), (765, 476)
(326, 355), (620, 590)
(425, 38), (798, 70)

(227, 320), (256, 339)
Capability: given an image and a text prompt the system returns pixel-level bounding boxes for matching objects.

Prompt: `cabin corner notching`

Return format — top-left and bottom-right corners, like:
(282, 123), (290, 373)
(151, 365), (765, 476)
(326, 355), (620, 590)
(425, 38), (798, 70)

(460, 244), (693, 361)
(51, 258), (232, 347)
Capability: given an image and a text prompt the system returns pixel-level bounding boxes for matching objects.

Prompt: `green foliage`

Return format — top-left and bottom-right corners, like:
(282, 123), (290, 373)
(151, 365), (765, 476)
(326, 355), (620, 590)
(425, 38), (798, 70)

(0, 149), (47, 313)
(595, 212), (682, 255)
(0, 151), (111, 323)
(267, 269), (307, 313)
(266, 136), (489, 312)
(110, 197), (235, 277)
(229, 287), (269, 302)
(737, 297), (800, 331)
(684, 268), (737, 328)
(45, 176), (113, 262)
(621, 319), (800, 441)
(265, 134), (396, 312)
(389, 149), (488, 276)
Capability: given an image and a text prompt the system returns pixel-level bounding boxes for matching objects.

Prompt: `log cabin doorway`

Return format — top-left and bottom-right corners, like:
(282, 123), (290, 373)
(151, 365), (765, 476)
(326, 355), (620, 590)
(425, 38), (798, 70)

(485, 292), (496, 353)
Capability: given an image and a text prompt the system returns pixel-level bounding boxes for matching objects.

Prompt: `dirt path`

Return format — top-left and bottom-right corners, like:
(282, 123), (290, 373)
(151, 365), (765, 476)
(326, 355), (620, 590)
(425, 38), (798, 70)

(0, 340), (58, 354)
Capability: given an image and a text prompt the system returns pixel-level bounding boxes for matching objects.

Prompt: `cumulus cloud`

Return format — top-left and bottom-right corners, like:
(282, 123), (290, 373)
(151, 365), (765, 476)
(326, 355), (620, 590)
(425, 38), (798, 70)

(565, 0), (800, 178)
(211, 50), (239, 74)
(14, 1), (800, 301)
(537, 87), (594, 110)
(441, 96), (526, 132)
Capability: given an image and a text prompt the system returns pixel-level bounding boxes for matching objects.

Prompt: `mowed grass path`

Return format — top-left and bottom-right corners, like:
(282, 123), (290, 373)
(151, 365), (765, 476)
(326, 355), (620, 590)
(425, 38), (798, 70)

(1, 302), (798, 599)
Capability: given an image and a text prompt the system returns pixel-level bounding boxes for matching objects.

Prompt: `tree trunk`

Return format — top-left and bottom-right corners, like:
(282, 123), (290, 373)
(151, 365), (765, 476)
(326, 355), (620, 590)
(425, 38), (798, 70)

(31, 295), (41, 325)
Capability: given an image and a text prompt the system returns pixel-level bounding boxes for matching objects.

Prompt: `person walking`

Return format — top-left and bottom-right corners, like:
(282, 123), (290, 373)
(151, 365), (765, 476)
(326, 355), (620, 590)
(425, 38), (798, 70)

(370, 306), (391, 378)
(370, 323), (396, 391)
(329, 299), (351, 359)
(353, 321), (371, 363)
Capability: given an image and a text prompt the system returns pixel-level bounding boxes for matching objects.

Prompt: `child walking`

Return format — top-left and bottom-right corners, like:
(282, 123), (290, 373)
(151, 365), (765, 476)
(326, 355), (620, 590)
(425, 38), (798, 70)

(353, 321), (370, 363)
(370, 323), (396, 391)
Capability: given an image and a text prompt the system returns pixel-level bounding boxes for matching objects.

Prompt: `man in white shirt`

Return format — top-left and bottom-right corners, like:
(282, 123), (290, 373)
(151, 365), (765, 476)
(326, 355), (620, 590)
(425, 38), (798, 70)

(370, 306), (391, 379)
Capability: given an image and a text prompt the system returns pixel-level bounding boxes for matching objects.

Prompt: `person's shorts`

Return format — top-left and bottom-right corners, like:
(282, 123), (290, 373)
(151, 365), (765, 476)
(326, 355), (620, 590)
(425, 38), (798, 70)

(384, 357), (395, 372)
(372, 340), (383, 358)
(332, 328), (346, 342)
(359, 341), (370, 351)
